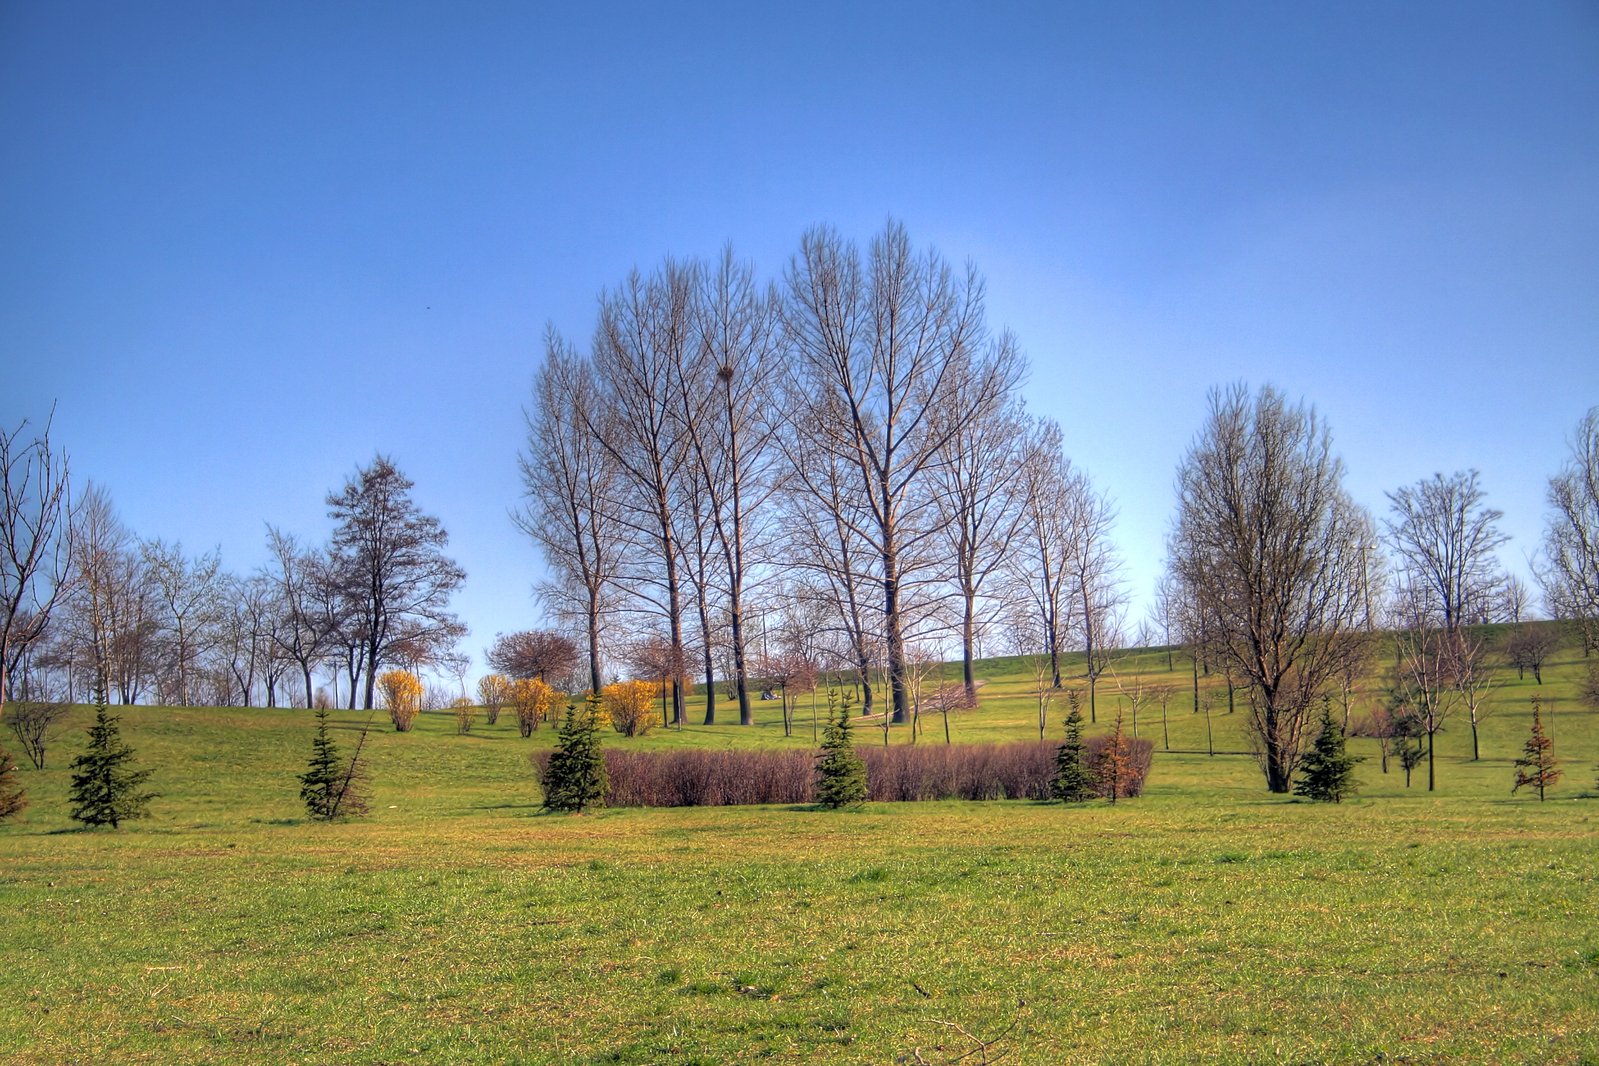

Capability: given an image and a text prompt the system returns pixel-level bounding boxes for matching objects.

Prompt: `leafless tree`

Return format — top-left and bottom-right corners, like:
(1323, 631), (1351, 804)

(588, 263), (697, 724)
(517, 333), (623, 695)
(1170, 384), (1376, 793)
(1068, 482), (1125, 724)
(141, 539), (227, 705)
(326, 455), (465, 709)
(1454, 629), (1497, 761)
(1499, 574), (1532, 624)
(486, 629), (579, 683)
(1542, 407), (1599, 654)
(1387, 585), (1461, 791)
(66, 485), (153, 703)
(264, 527), (341, 709)
(1007, 419), (1082, 690)
(670, 249), (785, 725)
(1501, 623), (1560, 684)
(780, 221), (1023, 724)
(1385, 469), (1508, 632)
(1, 412), (77, 712)
(930, 364), (1026, 702)
(7, 697), (69, 769)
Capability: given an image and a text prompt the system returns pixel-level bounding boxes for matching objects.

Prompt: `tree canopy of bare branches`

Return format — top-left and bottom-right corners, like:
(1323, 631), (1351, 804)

(1543, 406), (1599, 652)
(327, 456), (465, 710)
(1385, 469), (1508, 632)
(1, 412), (77, 711)
(1169, 384), (1375, 793)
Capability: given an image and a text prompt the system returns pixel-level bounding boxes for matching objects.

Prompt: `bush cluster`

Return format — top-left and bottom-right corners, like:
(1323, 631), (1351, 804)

(533, 738), (1153, 808)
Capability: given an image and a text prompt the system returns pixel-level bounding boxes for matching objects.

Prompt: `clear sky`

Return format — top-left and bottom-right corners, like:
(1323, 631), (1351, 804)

(4, 1), (1597, 679)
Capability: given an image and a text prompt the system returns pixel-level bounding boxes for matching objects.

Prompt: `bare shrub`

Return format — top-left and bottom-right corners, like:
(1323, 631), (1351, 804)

(6, 699), (69, 769)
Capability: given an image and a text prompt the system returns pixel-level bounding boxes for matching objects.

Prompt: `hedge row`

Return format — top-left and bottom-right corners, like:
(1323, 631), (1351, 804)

(531, 737), (1152, 808)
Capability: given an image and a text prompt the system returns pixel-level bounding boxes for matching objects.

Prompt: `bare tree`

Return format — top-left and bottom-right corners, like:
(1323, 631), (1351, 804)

(1385, 469), (1508, 633)
(1501, 623), (1560, 684)
(670, 249), (784, 726)
(588, 263), (697, 725)
(486, 629), (579, 683)
(1170, 384), (1375, 793)
(141, 539), (226, 705)
(264, 528), (341, 710)
(1068, 482), (1125, 724)
(1542, 407), (1599, 654)
(1, 412), (77, 712)
(66, 485), (153, 703)
(326, 456), (465, 710)
(781, 221), (1023, 724)
(1007, 419), (1082, 690)
(517, 334), (623, 696)
(930, 366), (1026, 702)
(1388, 586), (1461, 792)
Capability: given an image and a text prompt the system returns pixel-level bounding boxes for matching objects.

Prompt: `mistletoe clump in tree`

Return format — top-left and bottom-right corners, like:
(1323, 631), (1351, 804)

(541, 696), (607, 813)
(815, 689), (867, 810)
(1051, 702), (1098, 803)
(299, 707), (371, 820)
(1294, 701), (1361, 803)
(68, 697), (155, 829)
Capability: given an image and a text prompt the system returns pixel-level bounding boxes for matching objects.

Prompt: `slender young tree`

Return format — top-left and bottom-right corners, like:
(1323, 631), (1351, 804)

(1169, 384), (1376, 793)
(1385, 469), (1508, 633)
(1294, 701), (1361, 803)
(67, 692), (155, 828)
(1511, 696), (1561, 801)
(815, 688), (868, 809)
(1051, 702), (1097, 803)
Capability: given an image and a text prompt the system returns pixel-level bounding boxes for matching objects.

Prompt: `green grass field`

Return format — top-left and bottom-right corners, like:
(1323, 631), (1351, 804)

(3, 639), (1598, 1064)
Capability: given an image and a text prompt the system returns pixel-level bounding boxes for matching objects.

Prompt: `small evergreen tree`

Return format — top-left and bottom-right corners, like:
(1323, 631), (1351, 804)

(300, 707), (371, 820)
(1096, 711), (1134, 805)
(1512, 697), (1562, 801)
(1051, 703), (1097, 803)
(67, 698), (155, 829)
(541, 696), (607, 813)
(815, 689), (867, 809)
(0, 743), (26, 821)
(1295, 702), (1361, 803)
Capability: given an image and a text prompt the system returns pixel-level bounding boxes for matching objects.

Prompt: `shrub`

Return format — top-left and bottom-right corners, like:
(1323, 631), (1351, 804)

(452, 697), (477, 734)
(377, 669), (423, 732)
(511, 677), (559, 737)
(477, 674), (511, 725)
(604, 680), (658, 737)
(6, 699), (69, 770)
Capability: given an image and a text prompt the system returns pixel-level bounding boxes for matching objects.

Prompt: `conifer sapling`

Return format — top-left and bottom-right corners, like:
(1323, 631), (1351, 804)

(541, 696), (607, 813)
(1052, 702), (1097, 803)
(1511, 696), (1561, 801)
(1294, 701), (1361, 803)
(816, 688), (867, 809)
(0, 742), (26, 821)
(67, 696), (155, 829)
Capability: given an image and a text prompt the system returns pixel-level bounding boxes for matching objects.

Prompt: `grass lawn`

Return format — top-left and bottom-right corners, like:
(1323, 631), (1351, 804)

(3, 639), (1598, 1064)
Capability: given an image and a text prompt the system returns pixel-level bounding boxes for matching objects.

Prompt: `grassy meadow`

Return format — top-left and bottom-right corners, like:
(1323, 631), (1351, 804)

(2, 635), (1598, 1064)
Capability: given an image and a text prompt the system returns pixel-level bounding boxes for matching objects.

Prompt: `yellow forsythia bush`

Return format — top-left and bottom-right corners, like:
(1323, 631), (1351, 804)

(603, 679), (658, 737)
(378, 669), (423, 732)
(511, 677), (561, 738)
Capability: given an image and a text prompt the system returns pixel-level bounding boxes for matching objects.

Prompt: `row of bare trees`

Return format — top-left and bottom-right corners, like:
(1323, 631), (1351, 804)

(5, 453), (465, 711)
(517, 223), (1128, 730)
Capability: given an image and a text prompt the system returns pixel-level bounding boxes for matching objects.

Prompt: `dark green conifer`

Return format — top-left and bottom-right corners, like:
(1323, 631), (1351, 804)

(67, 696), (155, 829)
(300, 707), (370, 820)
(1051, 703), (1097, 803)
(1295, 702), (1361, 803)
(815, 689), (867, 809)
(542, 696), (607, 813)
(0, 743), (26, 821)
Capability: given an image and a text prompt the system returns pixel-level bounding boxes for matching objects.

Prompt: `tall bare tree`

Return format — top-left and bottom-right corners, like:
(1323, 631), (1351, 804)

(1068, 479), (1125, 724)
(141, 539), (226, 706)
(589, 263), (697, 724)
(1385, 469), (1508, 633)
(1543, 406), (1599, 653)
(264, 527), (342, 709)
(670, 249), (784, 725)
(517, 333), (622, 696)
(1170, 384), (1375, 793)
(66, 485), (152, 703)
(782, 222), (1022, 723)
(1, 413), (77, 712)
(327, 456), (465, 710)
(1007, 418), (1082, 690)
(929, 359), (1026, 702)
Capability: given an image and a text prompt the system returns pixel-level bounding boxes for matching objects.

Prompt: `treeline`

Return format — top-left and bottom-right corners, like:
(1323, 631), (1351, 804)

(5, 455), (465, 713)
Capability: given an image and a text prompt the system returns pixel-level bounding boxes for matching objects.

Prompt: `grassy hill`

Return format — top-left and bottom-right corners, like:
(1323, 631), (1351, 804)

(2, 634), (1597, 1063)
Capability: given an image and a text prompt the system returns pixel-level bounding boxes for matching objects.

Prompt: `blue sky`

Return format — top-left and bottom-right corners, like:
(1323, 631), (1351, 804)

(3, 1), (1597, 676)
